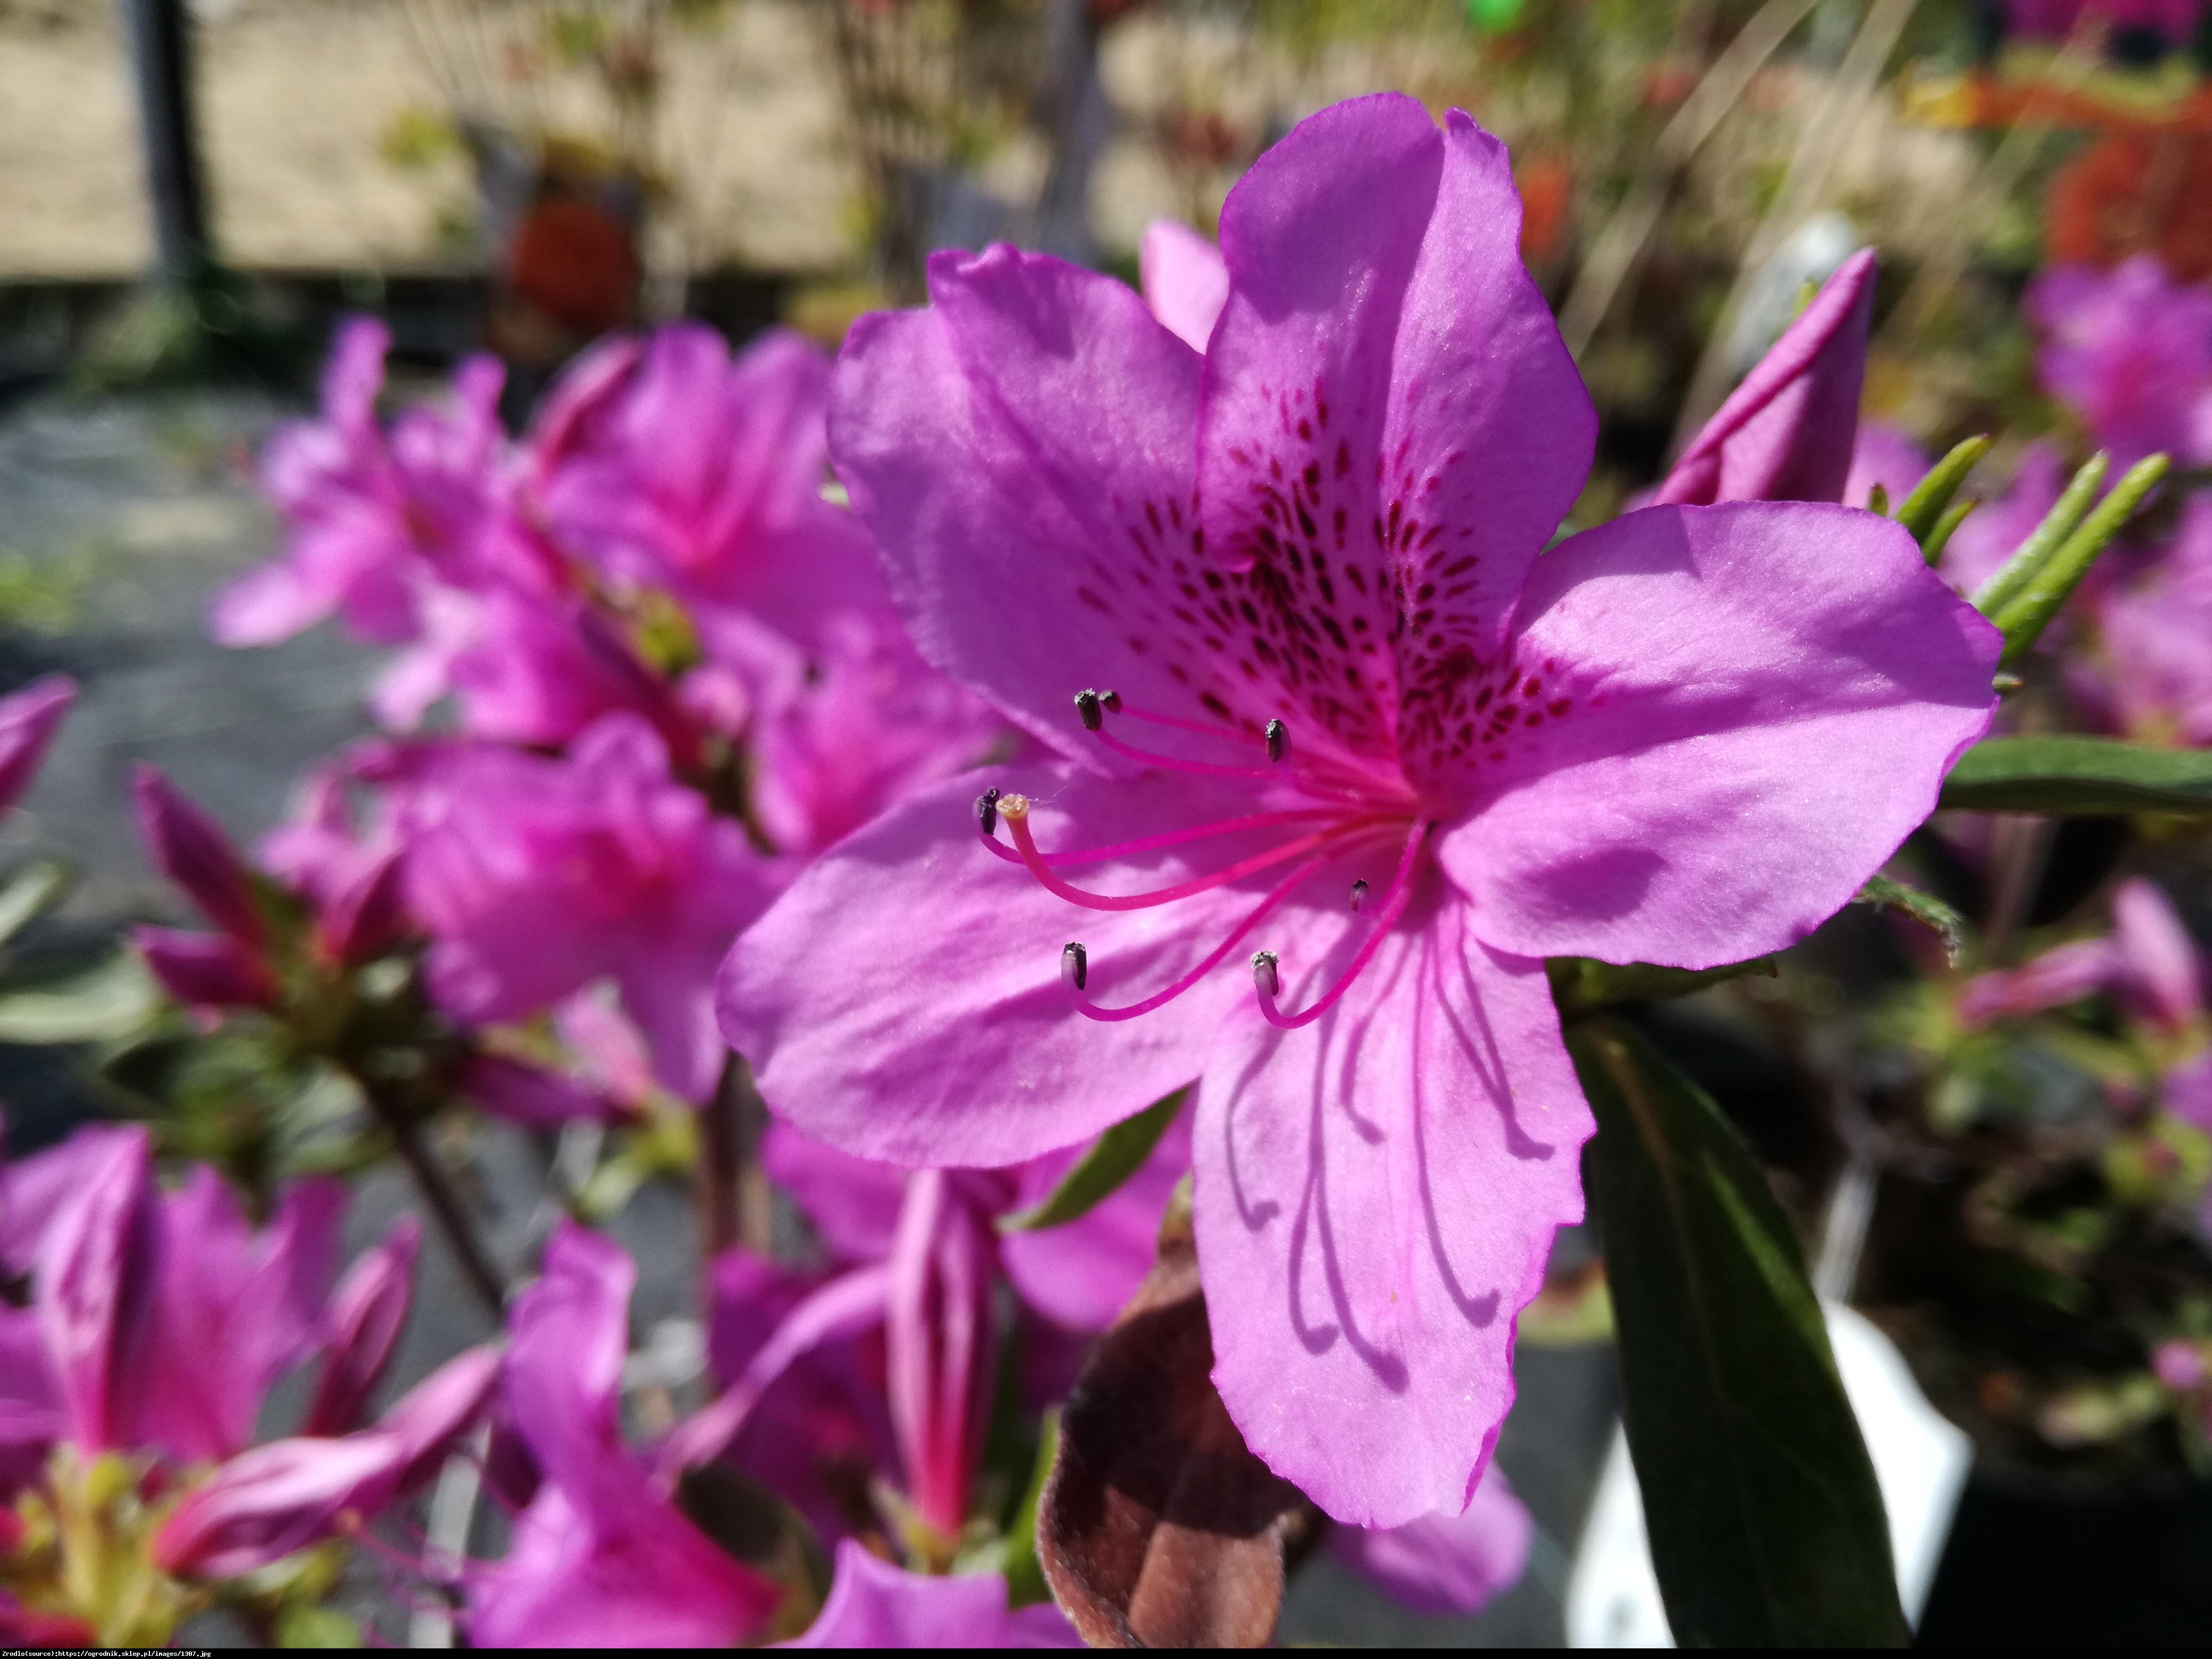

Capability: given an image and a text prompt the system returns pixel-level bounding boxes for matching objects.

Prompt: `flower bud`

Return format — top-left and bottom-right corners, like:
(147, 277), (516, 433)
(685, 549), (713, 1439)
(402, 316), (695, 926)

(304, 1217), (421, 1438)
(0, 675), (74, 818)
(131, 766), (266, 947)
(133, 926), (276, 1010)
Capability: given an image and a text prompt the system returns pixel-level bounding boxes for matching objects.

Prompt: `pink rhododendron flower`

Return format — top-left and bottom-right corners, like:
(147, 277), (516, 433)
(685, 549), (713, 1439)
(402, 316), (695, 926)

(536, 324), (884, 661)
(2029, 257), (2212, 475)
(1328, 1462), (1531, 1614)
(1656, 249), (1876, 506)
(721, 95), (2000, 1524)
(0, 675), (74, 816)
(783, 1539), (1080, 1647)
(2098, 497), (2212, 744)
(213, 320), (554, 651)
(396, 711), (785, 1102)
(466, 1224), (780, 1648)
(1959, 877), (2204, 1037)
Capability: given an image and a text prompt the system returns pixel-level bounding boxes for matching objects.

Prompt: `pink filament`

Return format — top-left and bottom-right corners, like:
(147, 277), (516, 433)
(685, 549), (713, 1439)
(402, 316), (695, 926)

(977, 805), (1345, 869)
(1255, 822), (1429, 1029)
(1093, 724), (1281, 781)
(1068, 833), (1393, 1022)
(1004, 808), (1380, 913)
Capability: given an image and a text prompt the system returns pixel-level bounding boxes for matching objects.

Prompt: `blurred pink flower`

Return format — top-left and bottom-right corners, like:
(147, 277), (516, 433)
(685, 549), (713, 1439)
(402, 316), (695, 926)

(1939, 442), (2066, 600)
(1844, 421), (1929, 512)
(397, 711), (786, 1102)
(2098, 497), (2212, 745)
(783, 1538), (1080, 1647)
(0, 675), (74, 817)
(722, 95), (1999, 1525)
(1328, 1463), (1532, 1614)
(466, 1224), (780, 1648)
(214, 319), (558, 652)
(2029, 257), (2212, 475)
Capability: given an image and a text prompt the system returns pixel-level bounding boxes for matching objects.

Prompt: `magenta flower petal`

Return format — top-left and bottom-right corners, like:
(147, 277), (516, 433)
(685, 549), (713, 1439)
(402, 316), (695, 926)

(304, 1217), (419, 1438)
(133, 926), (277, 1010)
(0, 675), (73, 817)
(2030, 256), (2212, 474)
(2112, 877), (2203, 1034)
(33, 1127), (156, 1452)
(1655, 249), (1875, 507)
(719, 766), (1265, 1168)
(457, 1054), (625, 1130)
(1956, 937), (2121, 1028)
(782, 1539), (1081, 1648)
(763, 1124), (908, 1263)
(830, 247), (1204, 768)
(1444, 503), (1999, 969)
(378, 1344), (501, 1493)
(1202, 95), (1594, 716)
(886, 1171), (994, 1537)
(1328, 1462), (1532, 1613)
(1138, 220), (1227, 353)
(1195, 915), (1588, 1525)
(153, 1432), (406, 1580)
(131, 766), (267, 948)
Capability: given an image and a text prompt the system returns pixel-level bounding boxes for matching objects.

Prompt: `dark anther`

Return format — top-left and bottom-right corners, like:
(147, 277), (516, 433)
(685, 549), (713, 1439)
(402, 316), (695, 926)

(1062, 941), (1089, 992)
(1252, 950), (1280, 999)
(1100, 689), (1122, 714)
(1350, 878), (1370, 912)
(976, 787), (1002, 836)
(1075, 690), (1104, 732)
(1265, 718), (1288, 763)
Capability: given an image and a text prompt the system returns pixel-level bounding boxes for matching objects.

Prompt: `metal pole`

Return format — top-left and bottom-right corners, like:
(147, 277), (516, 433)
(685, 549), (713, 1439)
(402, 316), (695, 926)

(114, 0), (210, 286)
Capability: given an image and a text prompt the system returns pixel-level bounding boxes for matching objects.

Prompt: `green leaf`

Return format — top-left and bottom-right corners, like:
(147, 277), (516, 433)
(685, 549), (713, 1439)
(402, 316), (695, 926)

(1854, 874), (1966, 964)
(1971, 451), (2107, 618)
(1918, 496), (1978, 569)
(1571, 1021), (1906, 1646)
(0, 859), (68, 948)
(1990, 453), (2169, 667)
(1002, 1407), (1058, 1608)
(0, 951), (162, 1043)
(998, 1088), (1185, 1232)
(1546, 954), (1777, 1019)
(1895, 434), (1991, 552)
(1939, 734), (2212, 814)
(274, 1604), (363, 1648)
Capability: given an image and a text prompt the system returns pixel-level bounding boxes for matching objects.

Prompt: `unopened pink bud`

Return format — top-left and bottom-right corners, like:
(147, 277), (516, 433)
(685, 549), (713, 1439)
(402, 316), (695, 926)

(134, 926), (276, 1010)
(304, 1217), (421, 1438)
(0, 675), (74, 817)
(131, 766), (265, 947)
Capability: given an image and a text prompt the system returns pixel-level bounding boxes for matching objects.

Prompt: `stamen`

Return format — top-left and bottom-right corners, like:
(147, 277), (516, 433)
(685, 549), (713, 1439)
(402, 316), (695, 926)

(1066, 843), (1363, 1021)
(976, 787), (1001, 837)
(975, 802), (1349, 869)
(1062, 941), (1088, 992)
(1252, 950), (1280, 998)
(1349, 878), (1369, 912)
(1266, 719), (1288, 763)
(1100, 690), (1122, 713)
(1254, 824), (1429, 1030)
(1074, 690), (1104, 732)
(1001, 797), (1381, 912)
(1094, 724), (1280, 781)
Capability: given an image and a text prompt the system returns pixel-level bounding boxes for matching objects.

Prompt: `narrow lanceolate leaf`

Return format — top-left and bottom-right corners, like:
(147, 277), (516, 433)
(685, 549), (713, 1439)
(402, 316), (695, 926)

(1854, 874), (1966, 964)
(1939, 734), (2212, 815)
(1571, 1021), (1906, 1647)
(1002, 1409), (1059, 1608)
(0, 859), (69, 949)
(1991, 453), (2169, 667)
(1038, 1184), (1313, 1647)
(1547, 954), (1777, 1020)
(1969, 451), (2107, 618)
(1895, 434), (1990, 552)
(1918, 496), (1978, 569)
(0, 951), (163, 1043)
(999, 1088), (1185, 1232)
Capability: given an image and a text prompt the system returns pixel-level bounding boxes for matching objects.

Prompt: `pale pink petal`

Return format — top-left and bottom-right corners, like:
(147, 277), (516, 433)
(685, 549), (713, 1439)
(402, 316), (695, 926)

(1194, 904), (1591, 1527)
(1444, 503), (1999, 969)
(1139, 220), (1228, 352)
(1957, 939), (2120, 1028)
(153, 1432), (406, 1580)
